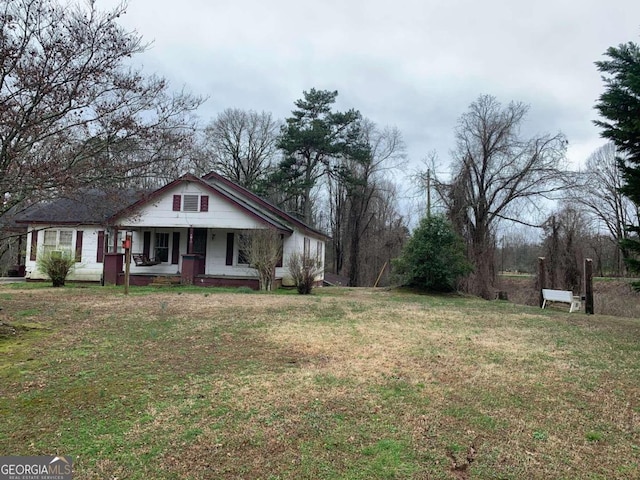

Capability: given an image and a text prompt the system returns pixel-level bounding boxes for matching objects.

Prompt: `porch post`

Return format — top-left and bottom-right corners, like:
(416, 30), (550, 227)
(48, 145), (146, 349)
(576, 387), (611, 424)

(181, 254), (198, 285)
(104, 252), (124, 285)
(188, 227), (194, 254)
(17, 234), (25, 276)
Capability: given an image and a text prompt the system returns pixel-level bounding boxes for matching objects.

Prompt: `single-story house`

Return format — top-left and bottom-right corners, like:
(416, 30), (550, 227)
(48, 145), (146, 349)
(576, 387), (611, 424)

(16, 172), (328, 288)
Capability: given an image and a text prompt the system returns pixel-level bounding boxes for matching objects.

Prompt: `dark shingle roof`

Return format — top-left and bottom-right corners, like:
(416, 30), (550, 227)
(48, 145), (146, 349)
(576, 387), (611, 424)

(15, 190), (148, 225)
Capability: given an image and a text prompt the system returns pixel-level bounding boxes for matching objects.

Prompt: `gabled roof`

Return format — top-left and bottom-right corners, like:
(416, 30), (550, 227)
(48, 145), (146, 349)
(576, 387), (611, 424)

(13, 174), (330, 241)
(109, 173), (295, 234)
(202, 171), (330, 240)
(14, 190), (148, 225)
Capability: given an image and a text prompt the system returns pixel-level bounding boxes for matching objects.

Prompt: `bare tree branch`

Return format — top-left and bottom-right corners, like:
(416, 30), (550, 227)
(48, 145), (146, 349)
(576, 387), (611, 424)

(445, 94), (568, 298)
(0, 0), (203, 214)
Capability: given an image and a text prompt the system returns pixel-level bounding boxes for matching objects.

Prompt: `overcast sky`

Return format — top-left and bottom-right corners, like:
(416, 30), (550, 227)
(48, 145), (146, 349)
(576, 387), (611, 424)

(100, 0), (640, 200)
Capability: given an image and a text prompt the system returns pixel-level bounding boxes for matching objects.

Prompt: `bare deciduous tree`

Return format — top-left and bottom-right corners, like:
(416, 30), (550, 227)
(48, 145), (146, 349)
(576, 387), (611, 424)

(542, 205), (589, 292)
(569, 142), (639, 275)
(238, 228), (282, 291)
(340, 120), (406, 286)
(441, 94), (567, 299)
(323, 119), (406, 285)
(197, 109), (280, 192)
(356, 180), (408, 286)
(0, 0), (202, 216)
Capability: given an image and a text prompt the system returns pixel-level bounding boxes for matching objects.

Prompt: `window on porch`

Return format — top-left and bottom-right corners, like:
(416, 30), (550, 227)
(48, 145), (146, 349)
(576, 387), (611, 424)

(237, 233), (250, 265)
(155, 232), (170, 262)
(106, 230), (125, 254)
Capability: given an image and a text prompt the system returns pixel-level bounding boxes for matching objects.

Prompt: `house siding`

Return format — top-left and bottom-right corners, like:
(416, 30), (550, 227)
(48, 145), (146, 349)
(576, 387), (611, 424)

(119, 184), (267, 230)
(20, 176), (327, 287)
(25, 225), (105, 282)
(279, 230), (325, 287)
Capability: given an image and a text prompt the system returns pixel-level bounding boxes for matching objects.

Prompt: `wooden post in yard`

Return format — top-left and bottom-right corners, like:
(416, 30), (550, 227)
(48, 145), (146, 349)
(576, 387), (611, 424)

(124, 232), (132, 295)
(374, 261), (388, 288)
(584, 258), (594, 315)
(537, 257), (546, 308)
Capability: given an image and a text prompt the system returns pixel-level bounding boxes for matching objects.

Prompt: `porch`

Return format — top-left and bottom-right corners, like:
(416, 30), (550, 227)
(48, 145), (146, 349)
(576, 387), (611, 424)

(103, 249), (282, 290)
(108, 273), (282, 290)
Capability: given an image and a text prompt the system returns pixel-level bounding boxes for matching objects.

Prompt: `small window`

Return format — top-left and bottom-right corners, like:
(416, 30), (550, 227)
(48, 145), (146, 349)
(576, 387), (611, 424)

(155, 233), (169, 262)
(183, 195), (199, 212)
(276, 234), (284, 268)
(60, 231), (73, 248)
(43, 231), (57, 254)
(237, 233), (250, 265)
(304, 237), (310, 258)
(42, 230), (73, 255)
(316, 241), (323, 262)
(105, 230), (125, 253)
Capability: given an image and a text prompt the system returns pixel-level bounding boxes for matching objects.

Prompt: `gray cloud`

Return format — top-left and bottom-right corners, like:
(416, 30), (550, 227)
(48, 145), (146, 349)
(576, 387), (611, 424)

(103, 0), (640, 174)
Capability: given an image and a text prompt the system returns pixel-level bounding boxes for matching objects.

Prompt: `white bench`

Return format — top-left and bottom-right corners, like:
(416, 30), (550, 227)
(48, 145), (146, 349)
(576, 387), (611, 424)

(541, 289), (582, 313)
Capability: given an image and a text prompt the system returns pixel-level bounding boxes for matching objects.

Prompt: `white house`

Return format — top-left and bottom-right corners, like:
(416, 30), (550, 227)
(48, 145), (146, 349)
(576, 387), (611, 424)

(17, 172), (328, 288)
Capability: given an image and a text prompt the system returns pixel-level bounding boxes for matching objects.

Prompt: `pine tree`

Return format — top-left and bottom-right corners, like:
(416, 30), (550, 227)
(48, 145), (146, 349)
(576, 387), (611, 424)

(595, 41), (640, 288)
(273, 89), (362, 225)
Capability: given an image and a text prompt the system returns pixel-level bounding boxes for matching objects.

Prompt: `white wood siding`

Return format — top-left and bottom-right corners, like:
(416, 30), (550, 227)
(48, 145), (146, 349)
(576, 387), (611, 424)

(119, 184), (266, 230)
(22, 181), (327, 285)
(25, 225), (104, 282)
(279, 231), (325, 286)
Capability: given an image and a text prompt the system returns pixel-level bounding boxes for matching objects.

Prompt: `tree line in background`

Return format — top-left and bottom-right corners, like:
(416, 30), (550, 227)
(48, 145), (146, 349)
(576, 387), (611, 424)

(472, 40), (640, 295)
(1, 0), (639, 296)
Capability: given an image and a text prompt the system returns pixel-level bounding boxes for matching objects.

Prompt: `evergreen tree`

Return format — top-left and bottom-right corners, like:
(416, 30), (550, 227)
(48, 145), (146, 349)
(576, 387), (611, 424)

(392, 215), (472, 292)
(273, 89), (362, 225)
(595, 41), (640, 288)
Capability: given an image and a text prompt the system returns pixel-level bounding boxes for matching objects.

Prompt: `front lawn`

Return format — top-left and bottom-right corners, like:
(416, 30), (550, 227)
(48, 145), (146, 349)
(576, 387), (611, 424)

(1, 285), (639, 479)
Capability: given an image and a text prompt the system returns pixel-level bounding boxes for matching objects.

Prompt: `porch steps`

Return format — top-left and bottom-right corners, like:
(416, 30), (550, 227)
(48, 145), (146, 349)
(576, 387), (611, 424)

(149, 276), (181, 287)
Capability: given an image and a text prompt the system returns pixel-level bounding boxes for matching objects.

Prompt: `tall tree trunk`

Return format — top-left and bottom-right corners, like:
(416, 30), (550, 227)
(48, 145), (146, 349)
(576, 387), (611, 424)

(348, 210), (362, 286)
(462, 221), (495, 299)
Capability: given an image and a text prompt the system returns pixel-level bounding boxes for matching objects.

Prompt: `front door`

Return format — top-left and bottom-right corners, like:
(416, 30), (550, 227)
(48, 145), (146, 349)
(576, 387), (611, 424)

(193, 228), (207, 274)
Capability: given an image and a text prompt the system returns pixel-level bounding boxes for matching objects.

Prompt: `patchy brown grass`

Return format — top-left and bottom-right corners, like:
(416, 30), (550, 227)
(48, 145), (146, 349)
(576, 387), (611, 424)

(1, 285), (639, 479)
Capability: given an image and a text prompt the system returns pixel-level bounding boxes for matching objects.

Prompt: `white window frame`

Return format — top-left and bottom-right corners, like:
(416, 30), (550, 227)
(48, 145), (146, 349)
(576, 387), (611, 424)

(154, 231), (171, 263)
(42, 229), (73, 255)
(303, 237), (310, 258)
(105, 230), (125, 254)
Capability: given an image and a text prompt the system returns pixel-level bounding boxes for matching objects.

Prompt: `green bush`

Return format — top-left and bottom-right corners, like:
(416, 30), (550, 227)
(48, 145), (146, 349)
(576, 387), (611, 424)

(36, 249), (76, 287)
(393, 215), (472, 292)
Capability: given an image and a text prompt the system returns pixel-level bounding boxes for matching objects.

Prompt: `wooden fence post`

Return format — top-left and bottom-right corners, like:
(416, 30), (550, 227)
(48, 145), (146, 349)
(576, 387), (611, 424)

(584, 258), (594, 315)
(538, 257), (546, 308)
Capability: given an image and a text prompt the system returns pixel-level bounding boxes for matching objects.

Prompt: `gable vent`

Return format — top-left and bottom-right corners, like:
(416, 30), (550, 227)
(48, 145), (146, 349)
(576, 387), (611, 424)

(183, 195), (199, 212)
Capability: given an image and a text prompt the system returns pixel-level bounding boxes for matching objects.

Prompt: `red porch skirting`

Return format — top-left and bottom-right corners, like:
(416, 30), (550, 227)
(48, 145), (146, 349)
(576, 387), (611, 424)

(116, 274), (282, 290)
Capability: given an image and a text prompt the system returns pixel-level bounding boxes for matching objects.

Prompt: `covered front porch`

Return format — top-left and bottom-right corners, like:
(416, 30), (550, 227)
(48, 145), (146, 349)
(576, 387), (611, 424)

(102, 226), (284, 289)
(104, 270), (283, 290)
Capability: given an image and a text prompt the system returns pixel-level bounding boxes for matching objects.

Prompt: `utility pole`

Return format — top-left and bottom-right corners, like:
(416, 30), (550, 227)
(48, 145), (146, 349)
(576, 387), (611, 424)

(426, 168), (431, 218)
